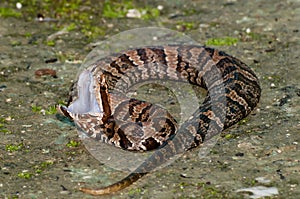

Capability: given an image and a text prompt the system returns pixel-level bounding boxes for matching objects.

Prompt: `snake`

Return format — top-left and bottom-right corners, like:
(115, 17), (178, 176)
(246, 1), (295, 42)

(58, 45), (261, 195)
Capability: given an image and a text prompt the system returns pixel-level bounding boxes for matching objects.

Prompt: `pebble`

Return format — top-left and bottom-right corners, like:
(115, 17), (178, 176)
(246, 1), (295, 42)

(255, 177), (271, 184)
(157, 5), (164, 10)
(270, 83), (276, 88)
(35, 68), (57, 78)
(126, 9), (142, 18)
(16, 2), (22, 9)
(236, 186), (278, 198)
(60, 190), (70, 195)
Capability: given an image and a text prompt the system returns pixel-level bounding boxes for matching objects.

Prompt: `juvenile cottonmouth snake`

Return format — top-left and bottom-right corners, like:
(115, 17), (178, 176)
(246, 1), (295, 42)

(58, 45), (261, 195)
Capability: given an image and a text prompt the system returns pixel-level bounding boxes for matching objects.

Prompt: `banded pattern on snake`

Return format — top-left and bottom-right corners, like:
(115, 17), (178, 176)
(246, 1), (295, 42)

(58, 45), (261, 195)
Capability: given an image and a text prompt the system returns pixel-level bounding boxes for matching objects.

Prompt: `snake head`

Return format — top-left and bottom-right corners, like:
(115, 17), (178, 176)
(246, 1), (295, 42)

(58, 70), (104, 121)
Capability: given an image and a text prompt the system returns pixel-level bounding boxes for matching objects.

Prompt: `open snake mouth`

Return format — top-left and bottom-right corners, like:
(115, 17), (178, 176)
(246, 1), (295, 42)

(59, 70), (104, 120)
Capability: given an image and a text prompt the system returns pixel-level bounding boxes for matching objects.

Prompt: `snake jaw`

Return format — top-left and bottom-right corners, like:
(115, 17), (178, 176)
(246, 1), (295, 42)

(57, 69), (107, 139)
(61, 70), (104, 120)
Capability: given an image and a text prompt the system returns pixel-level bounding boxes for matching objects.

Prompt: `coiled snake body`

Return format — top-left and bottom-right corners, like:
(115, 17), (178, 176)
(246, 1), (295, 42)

(59, 45), (261, 195)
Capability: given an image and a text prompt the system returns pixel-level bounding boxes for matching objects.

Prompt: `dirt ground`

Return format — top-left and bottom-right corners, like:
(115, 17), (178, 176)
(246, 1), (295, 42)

(0, 0), (299, 198)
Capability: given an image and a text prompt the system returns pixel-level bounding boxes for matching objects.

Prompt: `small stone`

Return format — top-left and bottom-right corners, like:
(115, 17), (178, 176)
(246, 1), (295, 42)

(199, 23), (209, 28)
(157, 5), (164, 10)
(255, 177), (271, 184)
(270, 83), (276, 88)
(126, 9), (142, 18)
(16, 2), (22, 9)
(276, 149), (282, 153)
(22, 125), (32, 128)
(5, 116), (12, 121)
(236, 186), (278, 198)
(107, 23), (114, 28)
(60, 190), (70, 195)
(42, 149), (50, 154)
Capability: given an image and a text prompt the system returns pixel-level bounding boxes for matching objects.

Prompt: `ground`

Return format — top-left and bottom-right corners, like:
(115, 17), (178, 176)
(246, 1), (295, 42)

(0, 0), (299, 198)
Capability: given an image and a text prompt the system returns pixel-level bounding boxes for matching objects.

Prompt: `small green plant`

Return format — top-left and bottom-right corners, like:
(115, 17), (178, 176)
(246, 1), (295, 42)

(224, 133), (234, 140)
(205, 37), (238, 46)
(128, 188), (142, 195)
(140, 7), (160, 20)
(0, 7), (22, 18)
(238, 118), (248, 125)
(178, 182), (190, 191)
(40, 160), (54, 168)
(196, 182), (225, 197)
(66, 23), (77, 31)
(46, 40), (56, 46)
(32, 105), (57, 115)
(5, 143), (23, 152)
(176, 21), (196, 31)
(31, 105), (42, 113)
(66, 140), (80, 147)
(183, 8), (197, 16)
(11, 40), (22, 46)
(24, 32), (32, 38)
(34, 160), (54, 174)
(103, 0), (129, 18)
(33, 160), (54, 174)
(0, 117), (6, 123)
(18, 172), (32, 179)
(45, 105), (57, 115)
(0, 117), (5, 129)
(0, 128), (11, 134)
(103, 0), (160, 19)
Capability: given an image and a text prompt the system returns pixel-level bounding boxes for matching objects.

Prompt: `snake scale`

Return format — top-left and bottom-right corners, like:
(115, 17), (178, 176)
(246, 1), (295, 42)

(58, 45), (261, 195)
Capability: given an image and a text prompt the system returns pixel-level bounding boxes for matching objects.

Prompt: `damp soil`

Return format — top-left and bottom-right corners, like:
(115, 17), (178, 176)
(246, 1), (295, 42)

(0, 0), (299, 198)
